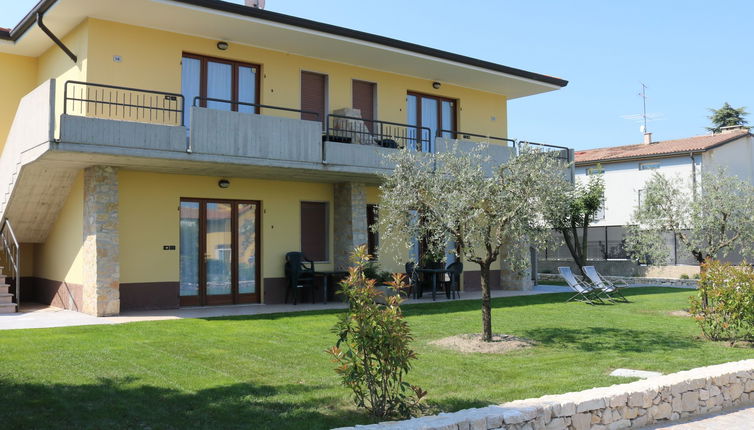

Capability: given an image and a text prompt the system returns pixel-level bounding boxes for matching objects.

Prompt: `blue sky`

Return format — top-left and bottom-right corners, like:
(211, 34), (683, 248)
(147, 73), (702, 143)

(4, 0), (752, 150)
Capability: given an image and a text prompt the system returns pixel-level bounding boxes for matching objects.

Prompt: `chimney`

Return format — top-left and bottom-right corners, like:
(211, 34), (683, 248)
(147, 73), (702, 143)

(720, 125), (749, 134)
(643, 132), (652, 144)
(245, 0), (265, 8)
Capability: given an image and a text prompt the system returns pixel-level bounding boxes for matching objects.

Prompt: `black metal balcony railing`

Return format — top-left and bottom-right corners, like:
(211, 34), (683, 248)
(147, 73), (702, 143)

(518, 140), (571, 163)
(325, 114), (432, 152)
(191, 97), (320, 121)
(59, 81), (572, 161)
(438, 129), (516, 147)
(64, 81), (185, 126)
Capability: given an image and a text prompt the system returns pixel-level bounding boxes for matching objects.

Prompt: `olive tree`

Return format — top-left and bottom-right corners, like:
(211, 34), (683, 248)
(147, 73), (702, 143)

(378, 144), (570, 342)
(625, 168), (754, 267)
(547, 173), (604, 276)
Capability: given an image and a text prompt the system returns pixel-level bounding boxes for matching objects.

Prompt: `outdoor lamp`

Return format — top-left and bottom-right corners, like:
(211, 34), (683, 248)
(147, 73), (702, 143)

(218, 179), (230, 188)
(217, 41), (229, 51)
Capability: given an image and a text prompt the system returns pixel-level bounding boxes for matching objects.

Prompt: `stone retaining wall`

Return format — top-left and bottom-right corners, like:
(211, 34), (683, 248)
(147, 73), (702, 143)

(537, 273), (698, 289)
(335, 359), (754, 430)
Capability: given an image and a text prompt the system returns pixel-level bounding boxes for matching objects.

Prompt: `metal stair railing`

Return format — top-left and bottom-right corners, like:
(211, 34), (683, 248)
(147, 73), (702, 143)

(0, 219), (20, 306)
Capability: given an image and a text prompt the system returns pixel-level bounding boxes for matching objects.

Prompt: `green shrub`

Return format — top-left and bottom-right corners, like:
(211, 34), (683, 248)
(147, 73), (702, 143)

(689, 261), (754, 345)
(327, 246), (426, 419)
(679, 274), (690, 280)
(693, 273), (701, 280)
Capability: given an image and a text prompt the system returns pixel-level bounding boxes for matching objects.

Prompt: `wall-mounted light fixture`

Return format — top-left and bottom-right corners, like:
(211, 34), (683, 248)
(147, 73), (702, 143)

(218, 179), (230, 188)
(432, 81), (441, 89)
(217, 41), (229, 51)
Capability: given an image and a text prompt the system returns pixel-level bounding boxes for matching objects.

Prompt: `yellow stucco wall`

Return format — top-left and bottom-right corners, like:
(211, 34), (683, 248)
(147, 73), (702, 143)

(36, 20), (89, 137)
(33, 172), (84, 284)
(0, 53), (38, 154)
(118, 170), (337, 285)
(85, 19), (508, 138)
(19, 243), (35, 277)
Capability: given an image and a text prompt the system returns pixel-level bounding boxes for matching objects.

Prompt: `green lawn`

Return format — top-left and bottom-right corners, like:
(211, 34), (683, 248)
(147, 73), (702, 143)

(2, 288), (753, 429)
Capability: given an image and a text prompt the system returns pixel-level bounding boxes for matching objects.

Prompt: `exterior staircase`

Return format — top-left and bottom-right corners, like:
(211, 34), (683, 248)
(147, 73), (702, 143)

(0, 270), (16, 313)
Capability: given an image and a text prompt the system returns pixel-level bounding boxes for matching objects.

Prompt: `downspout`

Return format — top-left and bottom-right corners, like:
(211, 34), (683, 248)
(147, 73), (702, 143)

(36, 11), (77, 63)
(690, 152), (697, 201)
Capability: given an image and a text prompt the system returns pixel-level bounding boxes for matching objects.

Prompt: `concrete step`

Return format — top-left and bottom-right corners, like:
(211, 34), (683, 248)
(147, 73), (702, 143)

(0, 302), (16, 314)
(0, 293), (13, 304)
(0, 285), (8, 295)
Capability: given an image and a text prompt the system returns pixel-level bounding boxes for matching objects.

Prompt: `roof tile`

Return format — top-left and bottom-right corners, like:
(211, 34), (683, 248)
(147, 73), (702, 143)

(575, 130), (750, 164)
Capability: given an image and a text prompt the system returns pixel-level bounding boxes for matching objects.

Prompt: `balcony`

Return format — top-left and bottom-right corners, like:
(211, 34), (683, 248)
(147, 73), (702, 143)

(51, 81), (563, 182)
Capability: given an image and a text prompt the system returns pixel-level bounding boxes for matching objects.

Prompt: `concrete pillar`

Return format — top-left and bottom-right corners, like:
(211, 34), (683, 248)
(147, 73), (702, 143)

(333, 182), (367, 270)
(82, 166), (120, 316)
(499, 243), (534, 291)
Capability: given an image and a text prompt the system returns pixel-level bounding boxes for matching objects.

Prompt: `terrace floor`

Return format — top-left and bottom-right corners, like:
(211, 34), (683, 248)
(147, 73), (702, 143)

(0, 284), (572, 330)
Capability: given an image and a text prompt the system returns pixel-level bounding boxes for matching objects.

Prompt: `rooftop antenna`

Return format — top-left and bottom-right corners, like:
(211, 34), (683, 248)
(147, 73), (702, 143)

(639, 82), (648, 134)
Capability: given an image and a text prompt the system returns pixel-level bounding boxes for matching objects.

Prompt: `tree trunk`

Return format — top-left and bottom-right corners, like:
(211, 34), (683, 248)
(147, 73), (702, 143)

(480, 262), (493, 342)
(562, 228), (586, 276)
(699, 256), (709, 308)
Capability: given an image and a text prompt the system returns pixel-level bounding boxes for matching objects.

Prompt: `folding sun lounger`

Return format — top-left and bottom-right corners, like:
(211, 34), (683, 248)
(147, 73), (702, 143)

(582, 266), (629, 303)
(557, 266), (605, 305)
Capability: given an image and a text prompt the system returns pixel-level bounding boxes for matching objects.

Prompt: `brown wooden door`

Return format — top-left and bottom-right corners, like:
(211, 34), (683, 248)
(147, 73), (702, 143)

(352, 80), (376, 131)
(301, 71), (326, 123)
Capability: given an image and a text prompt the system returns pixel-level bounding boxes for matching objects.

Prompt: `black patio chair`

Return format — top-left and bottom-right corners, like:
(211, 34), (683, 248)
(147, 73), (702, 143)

(445, 261), (463, 299)
(285, 252), (317, 305)
(405, 262), (421, 299)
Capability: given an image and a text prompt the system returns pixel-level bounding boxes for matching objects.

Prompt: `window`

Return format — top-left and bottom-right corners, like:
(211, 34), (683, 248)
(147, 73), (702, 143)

(367, 204), (379, 259)
(407, 92), (457, 152)
(301, 71), (327, 123)
(301, 202), (328, 262)
(181, 53), (260, 124)
(593, 198), (606, 221)
(587, 167), (604, 175)
(353, 80), (376, 132)
(639, 162), (660, 171)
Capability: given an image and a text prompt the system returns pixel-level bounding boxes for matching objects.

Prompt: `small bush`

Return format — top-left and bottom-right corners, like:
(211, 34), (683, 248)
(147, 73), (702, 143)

(693, 273), (701, 280)
(679, 274), (689, 280)
(689, 261), (754, 344)
(327, 246), (426, 419)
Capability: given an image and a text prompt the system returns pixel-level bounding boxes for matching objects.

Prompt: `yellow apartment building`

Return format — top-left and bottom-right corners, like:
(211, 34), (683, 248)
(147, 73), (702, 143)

(0, 0), (568, 315)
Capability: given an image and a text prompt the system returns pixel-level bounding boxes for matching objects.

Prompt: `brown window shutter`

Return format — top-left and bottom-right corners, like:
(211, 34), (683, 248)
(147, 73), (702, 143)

(301, 71), (326, 123)
(352, 80), (375, 131)
(367, 204), (378, 258)
(300, 202), (328, 262)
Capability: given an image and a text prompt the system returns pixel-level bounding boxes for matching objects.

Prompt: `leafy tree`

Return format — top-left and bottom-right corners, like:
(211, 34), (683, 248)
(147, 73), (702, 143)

(547, 172), (604, 275)
(327, 246), (426, 419)
(378, 144), (570, 342)
(707, 102), (748, 134)
(689, 261), (754, 345)
(625, 169), (754, 267)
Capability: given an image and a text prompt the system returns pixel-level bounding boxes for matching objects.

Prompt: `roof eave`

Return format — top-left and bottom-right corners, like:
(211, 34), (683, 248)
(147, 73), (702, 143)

(575, 151), (705, 166)
(575, 133), (752, 166)
(5, 0), (568, 89)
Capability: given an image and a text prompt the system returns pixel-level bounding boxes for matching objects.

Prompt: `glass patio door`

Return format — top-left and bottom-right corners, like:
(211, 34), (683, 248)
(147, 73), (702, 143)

(181, 53), (260, 129)
(180, 199), (260, 306)
(407, 92), (456, 152)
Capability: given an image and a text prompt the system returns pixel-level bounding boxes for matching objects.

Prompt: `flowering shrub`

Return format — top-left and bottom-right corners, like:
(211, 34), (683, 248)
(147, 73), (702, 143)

(327, 246), (426, 419)
(689, 261), (754, 344)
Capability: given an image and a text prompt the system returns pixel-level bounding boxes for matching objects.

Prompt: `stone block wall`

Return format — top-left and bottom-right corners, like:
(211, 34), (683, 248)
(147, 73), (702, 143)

(537, 273), (698, 289)
(82, 166), (120, 316)
(333, 182), (367, 270)
(335, 359), (754, 430)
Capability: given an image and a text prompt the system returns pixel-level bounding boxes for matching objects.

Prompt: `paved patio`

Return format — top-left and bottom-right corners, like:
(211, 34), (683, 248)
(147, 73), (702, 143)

(0, 284), (571, 330)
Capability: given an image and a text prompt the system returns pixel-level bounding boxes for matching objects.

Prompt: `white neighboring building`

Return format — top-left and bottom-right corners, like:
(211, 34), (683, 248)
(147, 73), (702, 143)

(575, 127), (754, 228)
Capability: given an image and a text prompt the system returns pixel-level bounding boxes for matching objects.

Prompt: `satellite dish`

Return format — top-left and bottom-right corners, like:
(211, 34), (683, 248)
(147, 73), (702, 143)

(640, 125), (646, 134)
